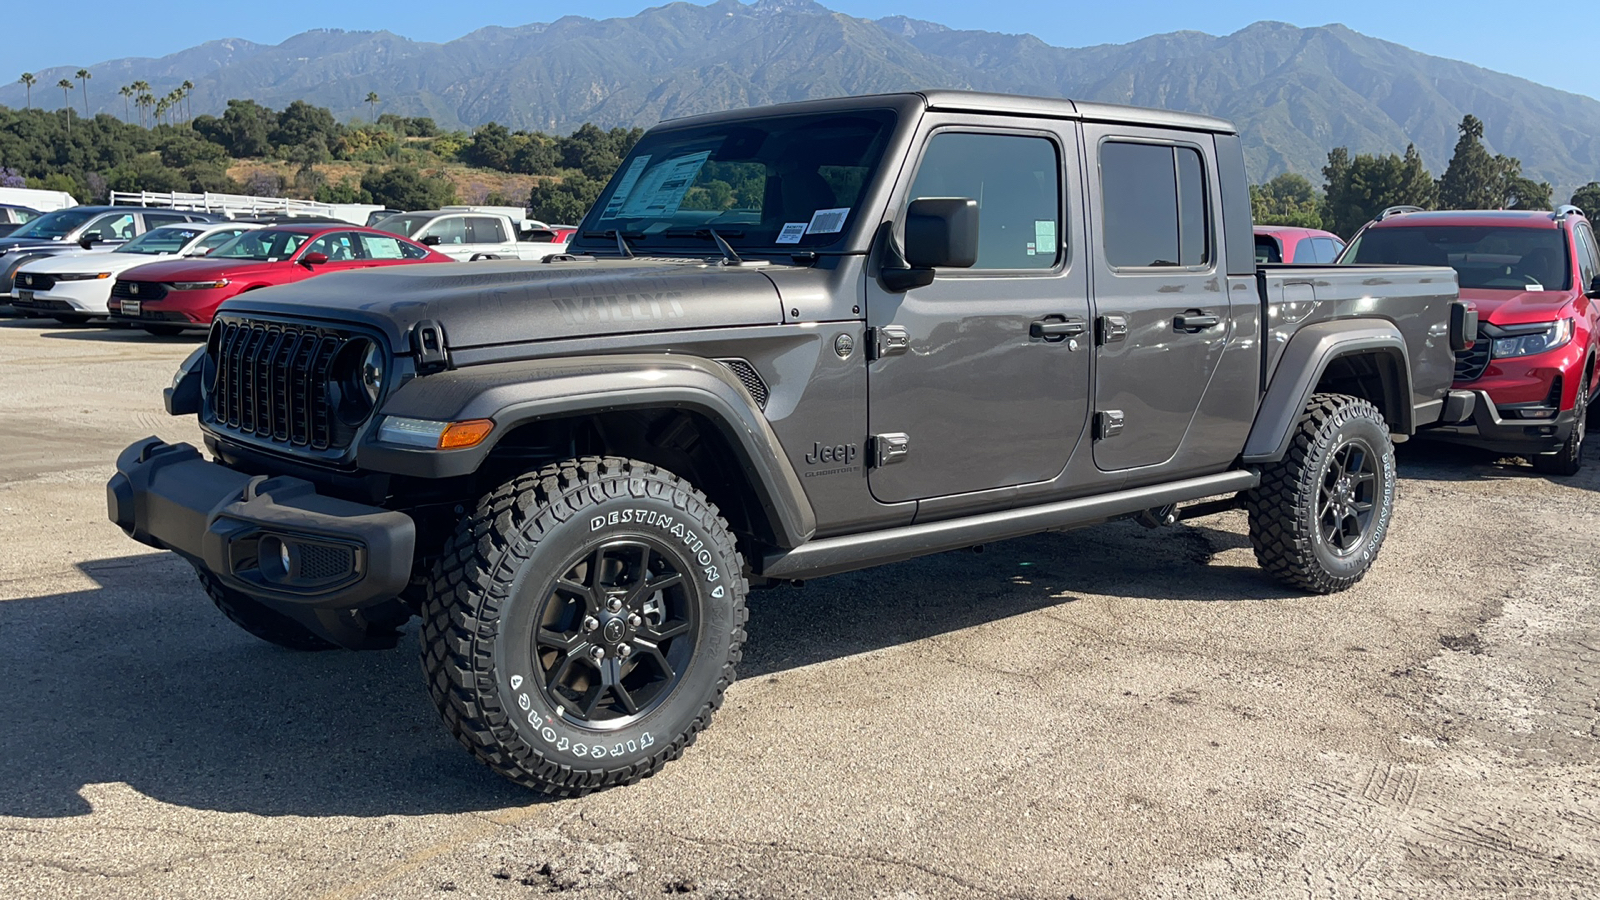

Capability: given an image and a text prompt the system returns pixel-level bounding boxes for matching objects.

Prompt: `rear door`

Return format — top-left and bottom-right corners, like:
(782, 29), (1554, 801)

(1085, 127), (1233, 472)
(464, 216), (516, 259)
(355, 232), (433, 267)
(863, 116), (1092, 504)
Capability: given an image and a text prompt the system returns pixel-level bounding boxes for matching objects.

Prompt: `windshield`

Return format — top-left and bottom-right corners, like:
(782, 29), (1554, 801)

(208, 230), (312, 262)
(1344, 225), (1572, 291)
(118, 226), (205, 255)
(8, 208), (98, 240)
(372, 215), (432, 238)
(578, 109), (898, 254)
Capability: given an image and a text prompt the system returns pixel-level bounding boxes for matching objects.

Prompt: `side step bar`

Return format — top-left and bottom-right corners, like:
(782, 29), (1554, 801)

(758, 470), (1260, 580)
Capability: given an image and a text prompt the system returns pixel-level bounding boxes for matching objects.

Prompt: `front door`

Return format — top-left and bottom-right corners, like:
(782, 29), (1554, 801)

(1084, 127), (1233, 471)
(864, 120), (1092, 504)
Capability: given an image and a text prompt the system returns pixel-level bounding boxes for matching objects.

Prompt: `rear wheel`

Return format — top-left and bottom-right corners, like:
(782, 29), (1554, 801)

(1246, 393), (1397, 593)
(1531, 377), (1587, 475)
(421, 457), (747, 796)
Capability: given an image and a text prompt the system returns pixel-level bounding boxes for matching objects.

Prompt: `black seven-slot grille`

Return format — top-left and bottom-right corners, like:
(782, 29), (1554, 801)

(1454, 327), (1491, 382)
(209, 318), (352, 451)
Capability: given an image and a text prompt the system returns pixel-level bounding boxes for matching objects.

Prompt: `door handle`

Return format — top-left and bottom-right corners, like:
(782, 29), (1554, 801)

(1030, 317), (1087, 341)
(1174, 312), (1220, 332)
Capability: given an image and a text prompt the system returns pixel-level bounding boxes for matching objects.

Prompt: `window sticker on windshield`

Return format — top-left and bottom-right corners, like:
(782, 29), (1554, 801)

(602, 155), (652, 217)
(619, 151), (712, 219)
(776, 222), (808, 244)
(1035, 220), (1057, 256)
(806, 208), (850, 235)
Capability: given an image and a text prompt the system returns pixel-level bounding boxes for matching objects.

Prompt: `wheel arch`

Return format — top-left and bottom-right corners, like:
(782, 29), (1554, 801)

(1243, 320), (1414, 463)
(360, 354), (817, 549)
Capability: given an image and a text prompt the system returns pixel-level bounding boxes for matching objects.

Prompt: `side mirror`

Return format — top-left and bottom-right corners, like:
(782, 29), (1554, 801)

(301, 251), (329, 267)
(78, 231), (103, 249)
(1449, 300), (1479, 352)
(420, 235), (442, 246)
(879, 198), (980, 293)
(1588, 274), (1600, 299)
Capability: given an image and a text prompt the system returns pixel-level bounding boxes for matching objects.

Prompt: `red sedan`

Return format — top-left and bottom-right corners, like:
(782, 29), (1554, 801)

(108, 224), (451, 334)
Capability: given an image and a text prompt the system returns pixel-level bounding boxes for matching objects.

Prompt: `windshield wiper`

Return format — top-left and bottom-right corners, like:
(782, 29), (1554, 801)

(661, 228), (747, 265)
(582, 229), (643, 258)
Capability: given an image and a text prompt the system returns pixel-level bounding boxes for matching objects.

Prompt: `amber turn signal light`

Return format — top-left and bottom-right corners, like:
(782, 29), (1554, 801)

(438, 419), (494, 449)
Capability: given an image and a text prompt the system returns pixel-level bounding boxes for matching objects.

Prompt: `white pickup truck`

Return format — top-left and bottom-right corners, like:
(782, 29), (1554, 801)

(371, 208), (569, 262)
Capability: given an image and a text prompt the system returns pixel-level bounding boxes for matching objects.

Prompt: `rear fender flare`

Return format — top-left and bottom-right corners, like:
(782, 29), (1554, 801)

(1243, 320), (1413, 463)
(359, 353), (817, 548)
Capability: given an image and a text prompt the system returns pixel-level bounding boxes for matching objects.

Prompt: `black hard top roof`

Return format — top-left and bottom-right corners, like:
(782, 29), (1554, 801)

(659, 90), (1235, 135)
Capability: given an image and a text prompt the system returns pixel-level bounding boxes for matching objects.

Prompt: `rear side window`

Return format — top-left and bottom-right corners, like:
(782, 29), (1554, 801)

(1255, 234), (1282, 264)
(145, 213), (189, 229)
(1100, 142), (1210, 268)
(906, 132), (1061, 270)
(466, 217), (508, 243)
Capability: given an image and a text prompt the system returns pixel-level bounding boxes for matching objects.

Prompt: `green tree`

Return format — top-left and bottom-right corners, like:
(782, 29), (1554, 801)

(119, 84), (133, 122)
(1251, 173), (1322, 227)
(193, 99), (273, 157)
(529, 174), (604, 224)
(360, 166), (454, 210)
(462, 122), (521, 170)
(1570, 183), (1600, 216)
(181, 80), (194, 122)
(131, 80), (150, 127)
(1321, 145), (1438, 237)
(270, 100), (340, 152)
(18, 73), (35, 110)
(75, 69), (91, 116)
(365, 91), (379, 122)
(1437, 115), (1502, 210)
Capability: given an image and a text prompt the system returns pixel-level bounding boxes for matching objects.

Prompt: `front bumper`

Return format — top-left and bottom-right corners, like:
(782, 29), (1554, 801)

(11, 281), (112, 315)
(107, 438), (416, 630)
(1419, 389), (1579, 454)
(109, 285), (233, 327)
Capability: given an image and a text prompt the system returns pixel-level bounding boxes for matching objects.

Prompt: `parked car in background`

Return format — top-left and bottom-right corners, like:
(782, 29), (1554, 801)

(365, 208), (405, 227)
(1340, 205), (1600, 474)
(108, 224), (451, 333)
(371, 209), (569, 261)
(0, 204), (40, 238)
(1255, 225), (1345, 264)
(0, 206), (222, 301)
(10, 222), (262, 325)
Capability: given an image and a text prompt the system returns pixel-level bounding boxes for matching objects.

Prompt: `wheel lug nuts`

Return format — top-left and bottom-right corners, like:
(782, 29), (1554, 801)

(618, 643), (632, 658)
(628, 614), (642, 627)
(608, 597), (622, 612)
(583, 616), (599, 632)
(590, 645), (606, 661)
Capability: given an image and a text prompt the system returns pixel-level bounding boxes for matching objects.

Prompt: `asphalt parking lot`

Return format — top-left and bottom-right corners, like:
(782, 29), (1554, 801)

(1, 316), (1596, 900)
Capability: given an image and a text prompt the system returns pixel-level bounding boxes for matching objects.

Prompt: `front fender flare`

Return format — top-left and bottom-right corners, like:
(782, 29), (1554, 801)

(1242, 320), (1413, 464)
(358, 354), (817, 548)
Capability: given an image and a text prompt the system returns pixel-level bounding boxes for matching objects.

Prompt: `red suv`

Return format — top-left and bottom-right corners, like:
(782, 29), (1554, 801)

(1255, 226), (1345, 264)
(1341, 207), (1600, 474)
(108, 224), (450, 334)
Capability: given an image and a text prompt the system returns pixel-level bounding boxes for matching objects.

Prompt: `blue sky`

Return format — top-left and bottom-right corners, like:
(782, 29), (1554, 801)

(10, 0), (1596, 100)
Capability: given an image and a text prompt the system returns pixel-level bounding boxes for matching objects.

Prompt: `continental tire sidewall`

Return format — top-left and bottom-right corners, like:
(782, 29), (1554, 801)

(491, 481), (741, 773)
(1306, 406), (1396, 580)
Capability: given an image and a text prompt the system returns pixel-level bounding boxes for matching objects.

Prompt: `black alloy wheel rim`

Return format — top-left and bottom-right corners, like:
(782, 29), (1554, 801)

(1318, 437), (1379, 556)
(530, 538), (698, 730)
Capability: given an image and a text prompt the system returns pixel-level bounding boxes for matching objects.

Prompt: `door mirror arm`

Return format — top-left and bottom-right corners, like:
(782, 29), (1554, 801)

(876, 223), (935, 293)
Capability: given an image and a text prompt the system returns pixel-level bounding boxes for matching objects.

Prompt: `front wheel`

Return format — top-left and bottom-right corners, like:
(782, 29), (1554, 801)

(421, 457), (748, 796)
(1531, 377), (1587, 475)
(1245, 393), (1397, 593)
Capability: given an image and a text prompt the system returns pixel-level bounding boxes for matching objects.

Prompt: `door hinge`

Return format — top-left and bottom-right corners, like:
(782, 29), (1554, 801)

(1097, 315), (1128, 345)
(867, 325), (910, 360)
(1095, 410), (1125, 439)
(871, 432), (910, 467)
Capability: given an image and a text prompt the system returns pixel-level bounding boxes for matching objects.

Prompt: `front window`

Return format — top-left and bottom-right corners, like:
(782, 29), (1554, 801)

(1255, 234), (1282, 264)
(119, 226), (206, 255)
(1345, 225), (1572, 291)
(208, 230), (312, 262)
(905, 132), (1061, 270)
(8, 208), (98, 239)
(579, 110), (898, 253)
(88, 214), (137, 241)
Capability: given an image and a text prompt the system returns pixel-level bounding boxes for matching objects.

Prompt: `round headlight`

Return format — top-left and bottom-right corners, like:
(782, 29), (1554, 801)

(360, 341), (383, 404)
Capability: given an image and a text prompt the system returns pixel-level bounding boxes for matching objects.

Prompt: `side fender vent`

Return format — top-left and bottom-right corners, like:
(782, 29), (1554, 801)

(714, 358), (769, 410)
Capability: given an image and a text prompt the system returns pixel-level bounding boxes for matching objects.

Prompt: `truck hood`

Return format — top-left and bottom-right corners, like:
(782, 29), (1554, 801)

(219, 258), (789, 350)
(118, 257), (281, 283)
(1459, 287), (1574, 327)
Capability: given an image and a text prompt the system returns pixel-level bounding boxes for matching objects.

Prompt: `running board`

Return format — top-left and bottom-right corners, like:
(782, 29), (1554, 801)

(758, 470), (1260, 580)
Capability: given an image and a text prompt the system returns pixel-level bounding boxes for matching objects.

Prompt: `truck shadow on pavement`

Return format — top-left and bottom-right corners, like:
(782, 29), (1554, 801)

(1395, 436), (1600, 490)
(0, 522), (1286, 821)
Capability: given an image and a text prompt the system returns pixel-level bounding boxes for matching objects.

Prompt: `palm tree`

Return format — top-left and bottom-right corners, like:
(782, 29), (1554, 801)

(365, 91), (379, 123)
(56, 79), (73, 133)
(119, 85), (133, 122)
(155, 97), (169, 127)
(137, 93), (153, 128)
(181, 80), (194, 122)
(18, 73), (35, 110)
(75, 69), (91, 116)
(131, 79), (150, 125)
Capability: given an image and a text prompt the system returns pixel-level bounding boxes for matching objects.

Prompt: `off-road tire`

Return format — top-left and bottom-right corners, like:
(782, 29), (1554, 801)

(196, 568), (338, 651)
(421, 456), (748, 796)
(1531, 377), (1587, 475)
(1246, 393), (1396, 594)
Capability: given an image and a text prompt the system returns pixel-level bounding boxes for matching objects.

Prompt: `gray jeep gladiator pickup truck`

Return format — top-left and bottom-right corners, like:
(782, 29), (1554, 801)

(109, 91), (1475, 795)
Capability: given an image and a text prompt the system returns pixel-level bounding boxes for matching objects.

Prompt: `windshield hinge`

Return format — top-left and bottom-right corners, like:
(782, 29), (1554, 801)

(410, 319), (450, 373)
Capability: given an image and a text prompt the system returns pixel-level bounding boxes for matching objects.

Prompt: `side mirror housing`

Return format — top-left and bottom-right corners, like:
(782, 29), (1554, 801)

(1449, 300), (1479, 352)
(301, 251), (329, 267)
(879, 198), (980, 293)
(420, 235), (442, 246)
(78, 231), (104, 249)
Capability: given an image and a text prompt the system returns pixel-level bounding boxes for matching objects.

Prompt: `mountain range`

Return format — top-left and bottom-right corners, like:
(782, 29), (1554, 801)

(8, 0), (1600, 195)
